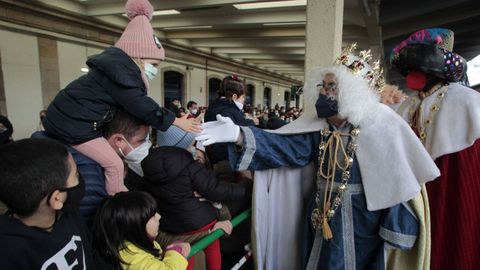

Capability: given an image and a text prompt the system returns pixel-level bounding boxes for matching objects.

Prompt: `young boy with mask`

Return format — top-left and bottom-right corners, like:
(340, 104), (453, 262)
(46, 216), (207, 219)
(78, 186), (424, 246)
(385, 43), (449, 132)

(43, 0), (200, 196)
(0, 138), (107, 269)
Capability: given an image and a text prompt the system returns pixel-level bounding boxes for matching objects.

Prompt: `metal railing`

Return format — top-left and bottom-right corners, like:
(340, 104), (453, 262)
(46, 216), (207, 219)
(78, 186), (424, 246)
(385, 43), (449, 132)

(187, 208), (251, 259)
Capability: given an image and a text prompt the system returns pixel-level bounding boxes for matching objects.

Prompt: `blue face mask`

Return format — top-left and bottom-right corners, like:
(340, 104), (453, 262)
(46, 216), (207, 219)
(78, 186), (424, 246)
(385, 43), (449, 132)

(315, 94), (338, 118)
(144, 63), (158, 81)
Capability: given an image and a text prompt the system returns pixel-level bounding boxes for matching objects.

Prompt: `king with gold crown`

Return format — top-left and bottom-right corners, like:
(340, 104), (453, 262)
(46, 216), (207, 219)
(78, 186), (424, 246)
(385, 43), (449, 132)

(196, 45), (440, 270)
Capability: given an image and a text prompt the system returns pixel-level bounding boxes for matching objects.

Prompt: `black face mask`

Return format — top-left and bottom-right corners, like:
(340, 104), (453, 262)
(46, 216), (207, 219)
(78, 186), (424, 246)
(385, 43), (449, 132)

(315, 94), (338, 118)
(59, 174), (85, 213)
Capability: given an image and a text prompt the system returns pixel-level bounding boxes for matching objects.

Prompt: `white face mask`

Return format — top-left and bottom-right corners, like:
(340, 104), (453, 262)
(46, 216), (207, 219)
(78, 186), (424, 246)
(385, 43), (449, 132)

(189, 147), (197, 159)
(233, 100), (244, 111)
(119, 136), (152, 176)
(191, 109), (198, 115)
(144, 63), (158, 81)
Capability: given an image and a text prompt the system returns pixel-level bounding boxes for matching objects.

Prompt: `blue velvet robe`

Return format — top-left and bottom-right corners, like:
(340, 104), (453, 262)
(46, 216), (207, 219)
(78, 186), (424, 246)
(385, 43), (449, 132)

(228, 125), (418, 270)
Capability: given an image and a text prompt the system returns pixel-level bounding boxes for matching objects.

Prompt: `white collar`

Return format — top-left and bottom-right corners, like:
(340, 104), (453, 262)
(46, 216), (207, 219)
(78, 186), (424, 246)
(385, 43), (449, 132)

(397, 83), (480, 160)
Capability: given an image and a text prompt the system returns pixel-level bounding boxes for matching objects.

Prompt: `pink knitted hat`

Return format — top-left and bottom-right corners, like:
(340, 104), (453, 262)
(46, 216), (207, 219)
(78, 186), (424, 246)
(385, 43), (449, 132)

(115, 0), (165, 60)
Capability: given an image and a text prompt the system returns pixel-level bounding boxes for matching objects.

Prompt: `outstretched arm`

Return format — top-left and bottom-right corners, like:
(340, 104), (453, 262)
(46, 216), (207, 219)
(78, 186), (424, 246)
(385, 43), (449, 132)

(196, 115), (318, 171)
(107, 86), (175, 131)
(228, 126), (318, 171)
(189, 161), (252, 202)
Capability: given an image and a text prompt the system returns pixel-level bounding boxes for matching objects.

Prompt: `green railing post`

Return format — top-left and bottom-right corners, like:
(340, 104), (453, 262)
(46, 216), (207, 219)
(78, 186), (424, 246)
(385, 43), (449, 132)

(187, 208), (251, 259)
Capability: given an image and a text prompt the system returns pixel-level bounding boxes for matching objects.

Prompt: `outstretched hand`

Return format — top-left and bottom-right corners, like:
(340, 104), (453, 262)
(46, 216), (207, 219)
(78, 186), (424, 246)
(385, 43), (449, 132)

(380, 84), (406, 105)
(193, 191), (207, 202)
(195, 115), (240, 146)
(173, 114), (202, 134)
(211, 220), (233, 235)
(166, 242), (191, 258)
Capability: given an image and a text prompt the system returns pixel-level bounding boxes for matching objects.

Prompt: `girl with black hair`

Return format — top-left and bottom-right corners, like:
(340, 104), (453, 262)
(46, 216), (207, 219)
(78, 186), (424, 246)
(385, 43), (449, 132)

(93, 191), (190, 270)
(141, 145), (252, 270)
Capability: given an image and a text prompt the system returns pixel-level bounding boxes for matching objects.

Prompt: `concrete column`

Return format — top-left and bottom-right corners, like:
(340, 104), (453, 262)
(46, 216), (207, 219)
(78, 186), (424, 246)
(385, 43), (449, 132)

(0, 51), (6, 116)
(302, 0), (344, 109)
(38, 36), (60, 109)
(0, 29), (43, 139)
(305, 0), (344, 73)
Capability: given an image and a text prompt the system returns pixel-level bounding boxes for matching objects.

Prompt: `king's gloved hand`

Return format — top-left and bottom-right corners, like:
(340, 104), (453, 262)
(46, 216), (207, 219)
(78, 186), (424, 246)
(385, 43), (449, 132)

(195, 115), (240, 146)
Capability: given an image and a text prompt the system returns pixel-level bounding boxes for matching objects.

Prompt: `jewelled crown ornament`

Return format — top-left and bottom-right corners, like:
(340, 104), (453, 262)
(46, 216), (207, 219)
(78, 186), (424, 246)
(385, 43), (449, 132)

(301, 42), (387, 126)
(334, 43), (385, 93)
(389, 28), (467, 83)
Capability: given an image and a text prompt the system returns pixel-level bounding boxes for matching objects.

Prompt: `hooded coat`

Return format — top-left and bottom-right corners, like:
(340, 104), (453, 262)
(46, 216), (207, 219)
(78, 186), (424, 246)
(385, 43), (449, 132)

(141, 146), (252, 234)
(44, 47), (175, 145)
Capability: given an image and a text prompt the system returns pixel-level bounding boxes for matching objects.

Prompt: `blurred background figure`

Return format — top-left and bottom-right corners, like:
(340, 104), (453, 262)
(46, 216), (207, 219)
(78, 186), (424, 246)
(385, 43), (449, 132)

(266, 111), (287, 130)
(187, 100), (199, 119)
(0, 115), (13, 214)
(0, 115), (13, 146)
(243, 106), (259, 126)
(37, 110), (47, 132)
(205, 75), (257, 164)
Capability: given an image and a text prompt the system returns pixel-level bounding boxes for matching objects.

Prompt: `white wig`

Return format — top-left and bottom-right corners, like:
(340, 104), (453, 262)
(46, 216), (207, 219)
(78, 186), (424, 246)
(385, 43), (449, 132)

(303, 65), (380, 126)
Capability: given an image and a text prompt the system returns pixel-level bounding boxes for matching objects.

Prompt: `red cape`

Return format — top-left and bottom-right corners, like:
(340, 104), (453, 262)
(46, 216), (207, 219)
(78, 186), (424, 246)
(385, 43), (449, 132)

(427, 139), (480, 270)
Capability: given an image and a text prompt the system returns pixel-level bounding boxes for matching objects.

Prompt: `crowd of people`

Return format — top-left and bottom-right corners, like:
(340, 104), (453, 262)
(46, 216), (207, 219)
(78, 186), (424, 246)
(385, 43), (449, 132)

(0, 0), (293, 269)
(0, 0), (479, 270)
(164, 97), (305, 132)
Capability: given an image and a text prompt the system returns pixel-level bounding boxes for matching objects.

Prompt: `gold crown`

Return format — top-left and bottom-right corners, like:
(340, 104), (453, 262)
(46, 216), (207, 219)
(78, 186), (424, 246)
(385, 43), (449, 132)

(334, 43), (385, 93)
